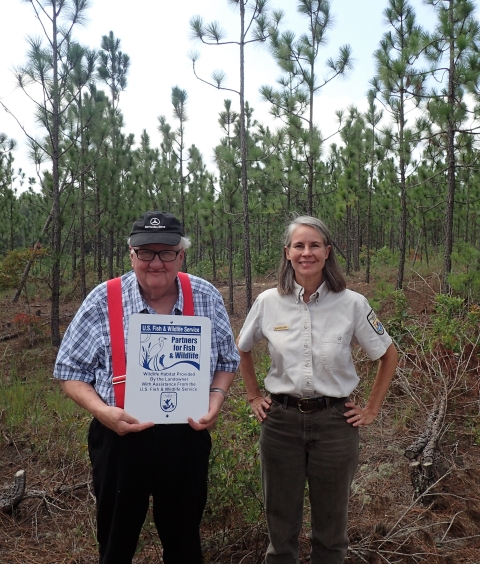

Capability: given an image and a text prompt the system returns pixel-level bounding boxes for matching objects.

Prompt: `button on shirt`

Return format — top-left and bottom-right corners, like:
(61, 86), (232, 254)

(54, 271), (240, 406)
(237, 282), (392, 398)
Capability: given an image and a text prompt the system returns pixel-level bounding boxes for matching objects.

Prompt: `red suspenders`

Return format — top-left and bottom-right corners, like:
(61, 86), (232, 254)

(106, 272), (194, 408)
(107, 277), (127, 407)
(177, 272), (194, 316)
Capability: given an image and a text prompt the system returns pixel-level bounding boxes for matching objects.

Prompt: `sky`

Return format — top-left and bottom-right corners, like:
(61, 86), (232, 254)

(0, 0), (437, 183)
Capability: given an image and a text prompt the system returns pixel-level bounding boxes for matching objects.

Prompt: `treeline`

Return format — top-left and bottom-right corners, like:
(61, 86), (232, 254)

(1, 0), (480, 345)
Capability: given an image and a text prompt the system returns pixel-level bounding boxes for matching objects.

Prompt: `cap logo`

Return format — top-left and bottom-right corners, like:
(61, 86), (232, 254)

(131, 211), (182, 239)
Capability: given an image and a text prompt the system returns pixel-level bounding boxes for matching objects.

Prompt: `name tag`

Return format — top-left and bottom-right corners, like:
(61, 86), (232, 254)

(274, 325), (289, 331)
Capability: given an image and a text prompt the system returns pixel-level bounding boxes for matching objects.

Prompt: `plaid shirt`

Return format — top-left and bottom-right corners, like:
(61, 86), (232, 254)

(54, 271), (240, 406)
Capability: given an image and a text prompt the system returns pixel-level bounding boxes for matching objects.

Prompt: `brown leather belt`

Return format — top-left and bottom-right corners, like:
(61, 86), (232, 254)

(270, 393), (347, 413)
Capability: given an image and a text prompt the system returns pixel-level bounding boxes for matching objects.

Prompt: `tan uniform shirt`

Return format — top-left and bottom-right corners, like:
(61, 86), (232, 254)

(237, 282), (392, 398)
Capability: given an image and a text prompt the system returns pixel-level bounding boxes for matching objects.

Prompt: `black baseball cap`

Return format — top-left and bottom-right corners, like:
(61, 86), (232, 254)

(130, 211), (184, 246)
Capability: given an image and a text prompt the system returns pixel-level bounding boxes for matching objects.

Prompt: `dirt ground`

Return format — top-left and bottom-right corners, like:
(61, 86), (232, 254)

(1, 272), (479, 563)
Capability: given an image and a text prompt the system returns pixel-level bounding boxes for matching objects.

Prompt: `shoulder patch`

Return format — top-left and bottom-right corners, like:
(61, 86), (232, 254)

(367, 309), (385, 335)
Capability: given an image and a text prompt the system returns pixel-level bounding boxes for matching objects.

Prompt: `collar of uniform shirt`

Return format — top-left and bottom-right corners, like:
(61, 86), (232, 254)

(293, 280), (330, 305)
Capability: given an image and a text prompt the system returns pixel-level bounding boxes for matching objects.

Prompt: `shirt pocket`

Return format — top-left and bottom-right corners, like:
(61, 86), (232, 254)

(319, 333), (352, 371)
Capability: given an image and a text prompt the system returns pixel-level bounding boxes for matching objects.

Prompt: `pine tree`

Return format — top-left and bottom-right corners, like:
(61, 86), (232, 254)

(0, 136), (20, 253)
(12, 0), (91, 345)
(370, 0), (426, 290)
(337, 108), (369, 274)
(364, 93), (384, 284)
(68, 47), (97, 298)
(97, 31), (130, 280)
(171, 86), (189, 234)
(190, 0), (282, 311)
(215, 99), (243, 314)
(421, 0), (480, 291)
(261, 0), (353, 215)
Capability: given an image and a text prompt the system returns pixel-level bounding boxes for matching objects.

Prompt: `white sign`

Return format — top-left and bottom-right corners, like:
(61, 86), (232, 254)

(124, 314), (211, 424)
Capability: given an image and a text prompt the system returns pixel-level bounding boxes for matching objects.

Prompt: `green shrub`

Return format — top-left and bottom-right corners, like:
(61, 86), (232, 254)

(0, 246), (48, 290)
(371, 246), (397, 268)
(190, 259), (214, 279)
(432, 294), (467, 352)
(252, 244), (280, 276)
(449, 241), (480, 300)
(233, 251), (244, 278)
(369, 279), (395, 312)
(386, 289), (410, 343)
(207, 397), (263, 527)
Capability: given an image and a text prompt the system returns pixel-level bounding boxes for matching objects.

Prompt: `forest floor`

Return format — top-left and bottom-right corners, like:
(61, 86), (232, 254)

(0, 268), (479, 563)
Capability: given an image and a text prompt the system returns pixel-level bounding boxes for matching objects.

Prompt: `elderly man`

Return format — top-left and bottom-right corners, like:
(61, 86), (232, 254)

(54, 211), (240, 564)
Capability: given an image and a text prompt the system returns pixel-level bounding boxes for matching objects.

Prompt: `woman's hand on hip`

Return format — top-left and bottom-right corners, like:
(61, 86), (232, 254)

(249, 396), (272, 422)
(344, 401), (377, 427)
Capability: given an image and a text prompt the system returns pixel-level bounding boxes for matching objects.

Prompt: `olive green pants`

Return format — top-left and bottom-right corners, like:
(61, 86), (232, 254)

(260, 399), (359, 564)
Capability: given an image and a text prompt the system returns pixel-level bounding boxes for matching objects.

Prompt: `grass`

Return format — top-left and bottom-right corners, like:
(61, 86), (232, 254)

(0, 360), (91, 462)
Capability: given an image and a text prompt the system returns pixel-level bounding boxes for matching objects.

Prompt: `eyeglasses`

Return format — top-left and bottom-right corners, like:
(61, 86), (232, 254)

(132, 248), (181, 262)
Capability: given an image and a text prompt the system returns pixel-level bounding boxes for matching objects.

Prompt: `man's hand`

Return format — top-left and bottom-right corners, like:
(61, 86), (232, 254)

(59, 380), (154, 435)
(96, 405), (154, 435)
(188, 371), (235, 431)
(188, 389), (224, 430)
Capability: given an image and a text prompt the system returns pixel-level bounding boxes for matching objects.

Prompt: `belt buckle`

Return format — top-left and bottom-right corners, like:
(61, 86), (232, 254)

(298, 397), (313, 413)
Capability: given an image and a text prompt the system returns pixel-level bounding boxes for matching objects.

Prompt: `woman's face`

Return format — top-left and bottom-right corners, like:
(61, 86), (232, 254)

(285, 225), (331, 286)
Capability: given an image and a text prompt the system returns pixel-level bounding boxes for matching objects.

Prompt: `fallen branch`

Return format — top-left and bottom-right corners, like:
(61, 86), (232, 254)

(404, 398), (439, 460)
(0, 470), (92, 513)
(23, 480), (92, 502)
(422, 396), (446, 468)
(0, 332), (22, 343)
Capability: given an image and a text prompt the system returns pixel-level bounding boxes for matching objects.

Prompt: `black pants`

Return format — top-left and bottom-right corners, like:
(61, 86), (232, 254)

(88, 419), (211, 564)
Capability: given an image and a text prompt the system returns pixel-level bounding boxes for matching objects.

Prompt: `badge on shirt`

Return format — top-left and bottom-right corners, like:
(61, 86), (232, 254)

(367, 309), (385, 335)
(274, 325), (289, 331)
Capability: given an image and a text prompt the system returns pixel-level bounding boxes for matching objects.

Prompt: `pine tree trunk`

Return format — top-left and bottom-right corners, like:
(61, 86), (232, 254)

(353, 191), (360, 271)
(345, 203), (352, 275)
(210, 229), (217, 280)
(79, 90), (87, 300)
(71, 230), (77, 280)
(50, 7), (61, 347)
(239, 0), (252, 312)
(365, 136), (374, 284)
(396, 86), (407, 291)
(95, 183), (102, 284)
(227, 218), (234, 315)
(443, 1), (456, 293)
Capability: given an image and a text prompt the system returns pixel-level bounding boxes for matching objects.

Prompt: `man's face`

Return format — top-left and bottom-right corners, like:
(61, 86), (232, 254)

(130, 243), (184, 296)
